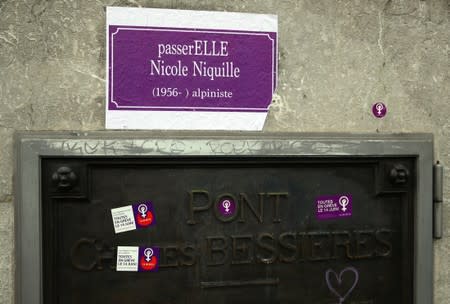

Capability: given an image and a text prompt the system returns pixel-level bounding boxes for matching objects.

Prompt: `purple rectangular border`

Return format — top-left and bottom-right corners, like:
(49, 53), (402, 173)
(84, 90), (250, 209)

(108, 25), (277, 112)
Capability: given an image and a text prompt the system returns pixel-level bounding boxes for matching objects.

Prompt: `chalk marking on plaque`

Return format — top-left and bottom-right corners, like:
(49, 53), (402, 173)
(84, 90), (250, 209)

(200, 278), (279, 289)
(325, 266), (359, 304)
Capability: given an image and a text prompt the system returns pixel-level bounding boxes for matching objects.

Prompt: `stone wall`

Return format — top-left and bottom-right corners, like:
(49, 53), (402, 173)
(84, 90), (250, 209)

(0, 0), (448, 303)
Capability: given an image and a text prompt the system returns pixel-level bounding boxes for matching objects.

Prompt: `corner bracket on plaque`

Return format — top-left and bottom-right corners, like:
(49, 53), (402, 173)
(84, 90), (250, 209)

(47, 161), (89, 199)
(374, 159), (414, 195)
(52, 166), (78, 190)
(389, 164), (410, 185)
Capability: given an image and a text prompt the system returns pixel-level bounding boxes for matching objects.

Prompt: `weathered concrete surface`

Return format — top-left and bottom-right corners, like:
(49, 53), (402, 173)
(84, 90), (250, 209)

(0, 0), (448, 303)
(0, 203), (13, 304)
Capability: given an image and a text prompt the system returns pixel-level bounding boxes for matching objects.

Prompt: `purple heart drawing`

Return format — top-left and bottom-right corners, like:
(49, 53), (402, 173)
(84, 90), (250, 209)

(325, 266), (359, 304)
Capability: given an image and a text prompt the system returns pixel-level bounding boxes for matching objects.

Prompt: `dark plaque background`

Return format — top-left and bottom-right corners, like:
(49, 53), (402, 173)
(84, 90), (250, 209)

(41, 157), (414, 304)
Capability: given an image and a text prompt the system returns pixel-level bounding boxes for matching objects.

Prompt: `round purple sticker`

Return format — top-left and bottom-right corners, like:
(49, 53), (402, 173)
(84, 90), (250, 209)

(372, 102), (387, 118)
(217, 198), (236, 217)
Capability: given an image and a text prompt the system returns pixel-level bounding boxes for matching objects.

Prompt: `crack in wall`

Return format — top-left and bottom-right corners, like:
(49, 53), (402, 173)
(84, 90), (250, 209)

(378, 11), (385, 57)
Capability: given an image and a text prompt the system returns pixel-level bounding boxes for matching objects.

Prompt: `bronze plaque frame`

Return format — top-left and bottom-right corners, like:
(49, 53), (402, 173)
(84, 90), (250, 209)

(15, 132), (434, 303)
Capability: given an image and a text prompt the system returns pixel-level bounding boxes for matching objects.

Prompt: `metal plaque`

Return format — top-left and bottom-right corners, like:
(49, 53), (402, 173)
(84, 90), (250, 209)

(15, 133), (434, 304)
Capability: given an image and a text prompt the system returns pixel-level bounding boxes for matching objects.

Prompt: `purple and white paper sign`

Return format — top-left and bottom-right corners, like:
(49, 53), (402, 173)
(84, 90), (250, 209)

(316, 195), (352, 220)
(111, 201), (155, 233)
(106, 7), (277, 130)
(116, 246), (159, 272)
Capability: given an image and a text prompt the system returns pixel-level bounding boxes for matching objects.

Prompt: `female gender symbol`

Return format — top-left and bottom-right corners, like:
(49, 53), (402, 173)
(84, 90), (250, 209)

(372, 102), (387, 118)
(222, 200), (231, 213)
(338, 196), (349, 212)
(138, 204), (148, 218)
(143, 248), (154, 262)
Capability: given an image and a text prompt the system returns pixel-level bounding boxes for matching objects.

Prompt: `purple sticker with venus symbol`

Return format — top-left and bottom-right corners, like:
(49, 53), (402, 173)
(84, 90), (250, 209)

(132, 202), (156, 228)
(138, 247), (160, 272)
(372, 102), (387, 118)
(316, 195), (352, 220)
(111, 201), (155, 234)
(217, 198), (237, 217)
